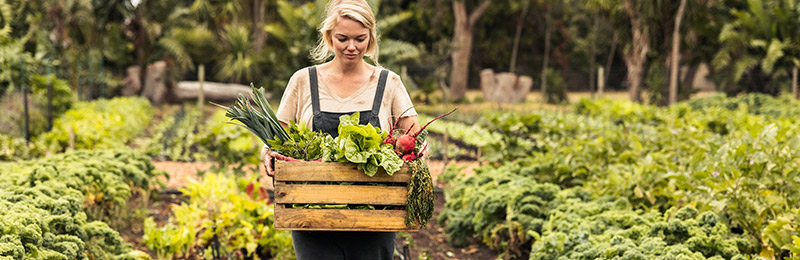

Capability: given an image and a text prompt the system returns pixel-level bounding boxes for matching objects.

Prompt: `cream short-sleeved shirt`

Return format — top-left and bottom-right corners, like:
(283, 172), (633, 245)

(276, 66), (417, 131)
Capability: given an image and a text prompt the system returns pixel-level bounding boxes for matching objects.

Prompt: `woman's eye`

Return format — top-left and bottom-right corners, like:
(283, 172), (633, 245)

(337, 38), (346, 42)
(357, 38), (366, 42)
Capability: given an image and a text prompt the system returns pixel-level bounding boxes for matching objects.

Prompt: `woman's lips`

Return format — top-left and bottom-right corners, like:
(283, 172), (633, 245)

(345, 53), (358, 59)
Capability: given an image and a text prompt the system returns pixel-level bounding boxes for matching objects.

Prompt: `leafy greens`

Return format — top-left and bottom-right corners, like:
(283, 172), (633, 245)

(321, 112), (403, 176)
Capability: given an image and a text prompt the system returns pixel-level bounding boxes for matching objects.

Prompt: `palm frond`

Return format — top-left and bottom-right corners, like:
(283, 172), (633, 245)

(733, 56), (759, 82)
(761, 38), (786, 74)
(264, 23), (289, 45)
(712, 47), (733, 71)
(158, 36), (193, 70)
(379, 39), (421, 64)
(377, 11), (412, 34)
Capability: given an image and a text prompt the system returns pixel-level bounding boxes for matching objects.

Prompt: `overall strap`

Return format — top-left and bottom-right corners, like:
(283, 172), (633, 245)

(308, 66), (321, 116)
(371, 69), (390, 115)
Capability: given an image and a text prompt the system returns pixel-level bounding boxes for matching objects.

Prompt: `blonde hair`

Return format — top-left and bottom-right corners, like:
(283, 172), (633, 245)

(310, 0), (379, 65)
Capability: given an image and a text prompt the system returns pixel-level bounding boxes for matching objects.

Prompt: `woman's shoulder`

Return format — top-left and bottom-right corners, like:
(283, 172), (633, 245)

(289, 66), (315, 81)
(376, 67), (405, 89)
(285, 66), (316, 90)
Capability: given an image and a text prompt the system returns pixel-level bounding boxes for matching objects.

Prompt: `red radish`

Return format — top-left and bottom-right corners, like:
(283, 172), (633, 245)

(396, 135), (417, 155)
(394, 108), (458, 157)
(402, 152), (417, 162)
(384, 107), (416, 145)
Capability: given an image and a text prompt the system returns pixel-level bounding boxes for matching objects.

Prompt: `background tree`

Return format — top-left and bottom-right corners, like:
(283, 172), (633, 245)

(713, 0), (800, 96)
(449, 0), (491, 102)
(667, 0), (687, 105)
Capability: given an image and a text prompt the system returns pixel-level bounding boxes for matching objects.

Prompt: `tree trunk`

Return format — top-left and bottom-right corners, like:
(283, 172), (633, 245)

(509, 1), (529, 73)
(589, 13), (599, 95)
(540, 3), (552, 104)
(449, 0), (492, 101)
(668, 0), (687, 105)
(252, 0), (266, 53)
(604, 30), (618, 91)
(623, 0), (648, 103)
(793, 66), (798, 99)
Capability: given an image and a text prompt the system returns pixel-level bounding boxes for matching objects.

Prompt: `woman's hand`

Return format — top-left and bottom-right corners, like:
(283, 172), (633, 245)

(261, 146), (281, 177)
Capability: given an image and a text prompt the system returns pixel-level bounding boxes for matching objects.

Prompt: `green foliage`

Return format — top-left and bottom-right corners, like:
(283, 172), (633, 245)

(197, 109), (262, 167)
(267, 121), (327, 161)
(529, 203), (752, 260)
(543, 68), (568, 104)
(0, 91), (48, 138)
(761, 208), (800, 259)
(478, 113), (541, 162)
(140, 106), (204, 162)
(139, 106), (261, 167)
(40, 97), (154, 152)
(712, 0), (800, 95)
(29, 74), (74, 116)
(0, 134), (45, 161)
(438, 95), (800, 258)
(0, 149), (162, 259)
(438, 161), (570, 256)
(216, 24), (260, 84)
(321, 112), (403, 177)
(0, 74), (74, 143)
(143, 173), (294, 260)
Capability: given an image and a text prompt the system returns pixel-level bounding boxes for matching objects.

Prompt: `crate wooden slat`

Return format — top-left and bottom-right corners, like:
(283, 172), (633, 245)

(274, 206), (413, 231)
(275, 184), (407, 205)
(273, 160), (417, 232)
(274, 161), (410, 182)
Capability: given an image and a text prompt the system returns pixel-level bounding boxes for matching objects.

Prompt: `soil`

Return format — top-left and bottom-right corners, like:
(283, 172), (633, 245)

(127, 159), (495, 260)
(395, 193), (498, 260)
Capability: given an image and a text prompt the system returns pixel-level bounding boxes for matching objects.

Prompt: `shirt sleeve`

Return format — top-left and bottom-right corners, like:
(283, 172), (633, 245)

(276, 70), (302, 125)
(389, 72), (418, 120)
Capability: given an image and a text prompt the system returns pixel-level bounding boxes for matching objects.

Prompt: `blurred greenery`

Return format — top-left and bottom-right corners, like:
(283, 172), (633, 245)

(0, 0), (798, 107)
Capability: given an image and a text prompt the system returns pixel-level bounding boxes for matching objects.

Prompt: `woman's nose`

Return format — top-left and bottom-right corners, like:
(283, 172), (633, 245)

(347, 40), (356, 50)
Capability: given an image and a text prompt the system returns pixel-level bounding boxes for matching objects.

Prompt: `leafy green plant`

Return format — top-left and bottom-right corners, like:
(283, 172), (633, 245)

(40, 97), (154, 152)
(439, 96), (800, 258)
(0, 150), (163, 259)
(266, 121), (327, 161)
(762, 209), (800, 259)
(0, 134), (45, 161)
(530, 203), (753, 260)
(320, 112), (403, 177)
(143, 173), (294, 260)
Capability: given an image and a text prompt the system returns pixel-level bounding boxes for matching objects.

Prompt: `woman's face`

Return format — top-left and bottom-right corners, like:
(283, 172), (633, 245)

(330, 17), (370, 64)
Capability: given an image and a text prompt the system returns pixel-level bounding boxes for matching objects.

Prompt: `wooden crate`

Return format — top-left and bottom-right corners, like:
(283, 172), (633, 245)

(273, 160), (418, 232)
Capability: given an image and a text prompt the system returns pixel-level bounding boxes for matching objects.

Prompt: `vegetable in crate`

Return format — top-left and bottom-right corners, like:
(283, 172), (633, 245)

(321, 112), (403, 176)
(387, 108), (457, 161)
(387, 108), (457, 228)
(214, 84), (291, 147)
(214, 84), (303, 162)
(267, 121), (329, 161)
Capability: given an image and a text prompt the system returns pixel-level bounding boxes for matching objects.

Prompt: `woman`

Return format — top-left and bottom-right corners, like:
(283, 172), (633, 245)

(261, 0), (420, 259)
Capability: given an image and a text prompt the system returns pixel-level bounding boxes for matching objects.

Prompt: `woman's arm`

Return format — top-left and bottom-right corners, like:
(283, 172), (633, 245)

(395, 115), (421, 135)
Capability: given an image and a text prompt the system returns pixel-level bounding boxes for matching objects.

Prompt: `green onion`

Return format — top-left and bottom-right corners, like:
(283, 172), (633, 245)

(213, 84), (292, 146)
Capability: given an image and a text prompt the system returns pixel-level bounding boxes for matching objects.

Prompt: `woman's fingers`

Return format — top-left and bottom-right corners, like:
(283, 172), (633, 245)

(263, 150), (276, 177)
